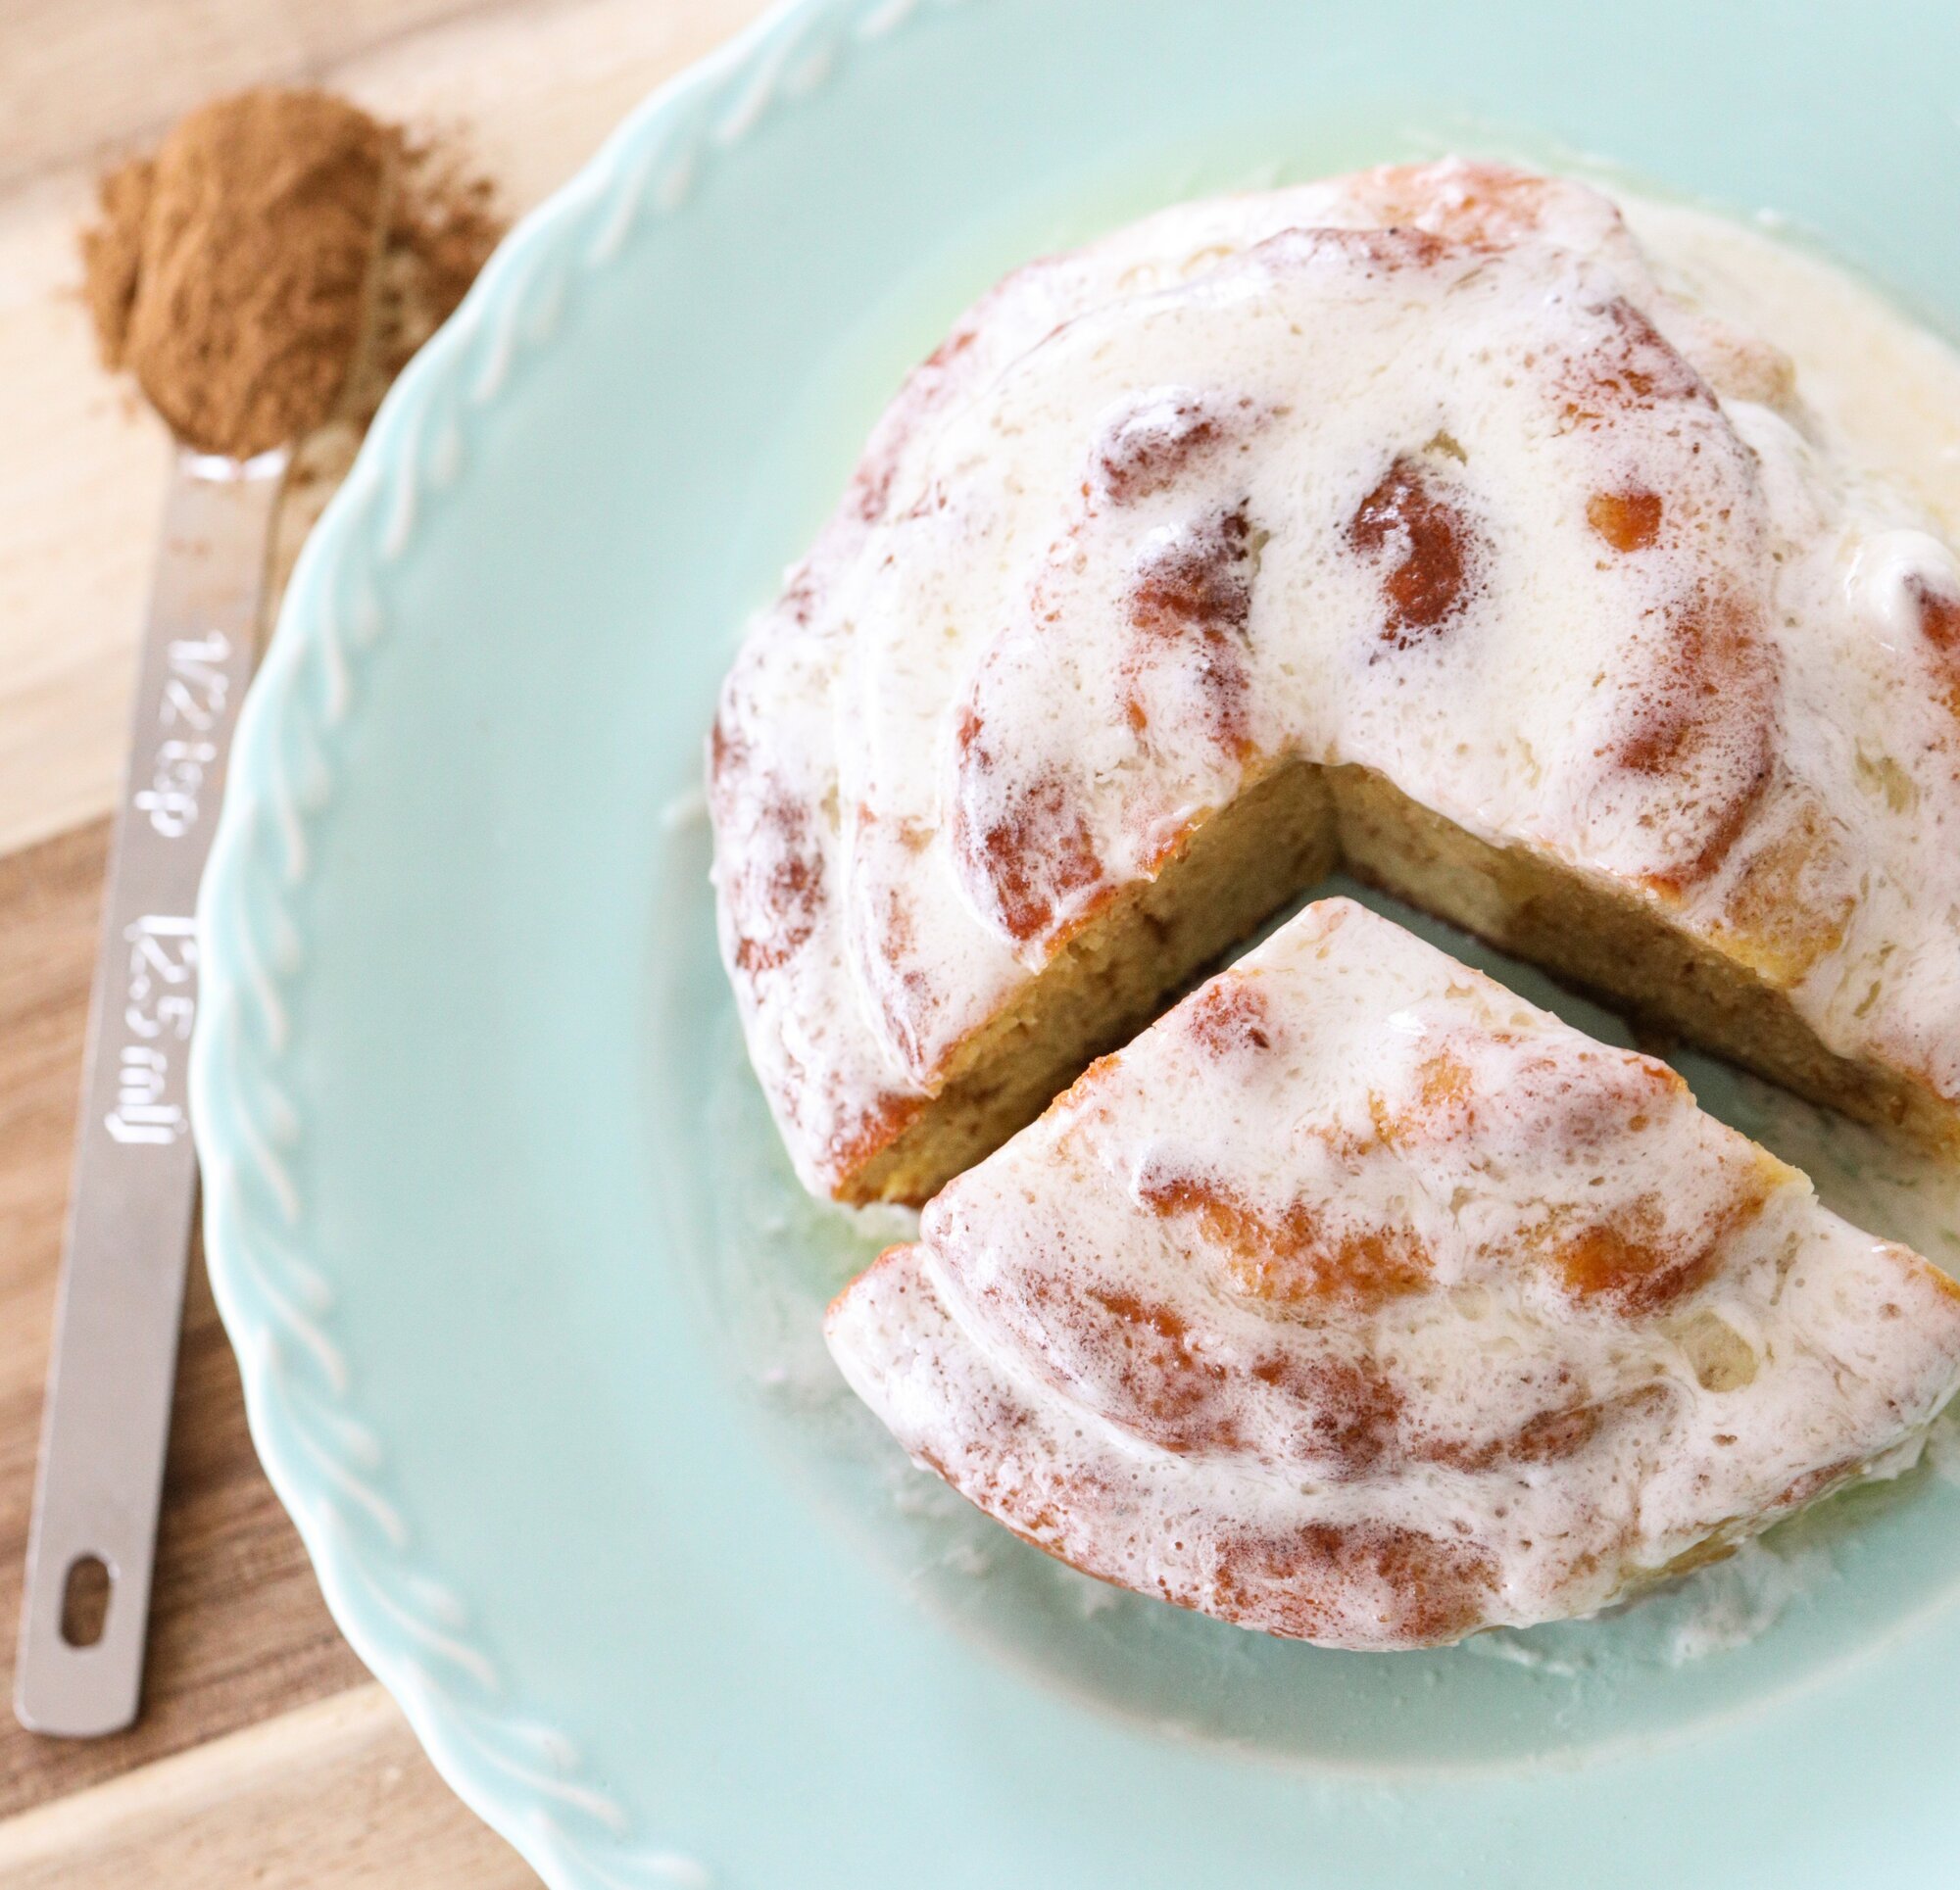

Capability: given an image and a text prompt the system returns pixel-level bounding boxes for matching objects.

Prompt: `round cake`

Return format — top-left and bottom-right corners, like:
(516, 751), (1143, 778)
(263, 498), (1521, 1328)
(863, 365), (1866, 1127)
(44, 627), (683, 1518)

(709, 160), (1960, 1203)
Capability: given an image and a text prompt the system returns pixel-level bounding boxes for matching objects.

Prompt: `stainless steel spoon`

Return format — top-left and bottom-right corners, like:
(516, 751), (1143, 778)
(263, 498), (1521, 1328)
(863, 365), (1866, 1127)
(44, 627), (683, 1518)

(15, 444), (287, 1736)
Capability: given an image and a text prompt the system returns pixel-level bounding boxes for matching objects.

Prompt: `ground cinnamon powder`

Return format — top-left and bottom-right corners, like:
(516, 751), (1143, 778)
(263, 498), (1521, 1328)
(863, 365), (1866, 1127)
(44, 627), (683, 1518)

(82, 88), (504, 460)
(79, 157), (156, 365)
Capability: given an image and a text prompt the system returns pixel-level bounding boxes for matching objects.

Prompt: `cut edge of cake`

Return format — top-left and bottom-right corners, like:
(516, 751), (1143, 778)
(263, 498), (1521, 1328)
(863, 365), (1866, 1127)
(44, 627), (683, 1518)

(836, 761), (1958, 1205)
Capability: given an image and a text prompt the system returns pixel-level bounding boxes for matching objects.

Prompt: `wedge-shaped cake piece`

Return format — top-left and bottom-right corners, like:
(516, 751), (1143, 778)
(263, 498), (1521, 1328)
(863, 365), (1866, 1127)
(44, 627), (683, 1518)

(826, 899), (1960, 1649)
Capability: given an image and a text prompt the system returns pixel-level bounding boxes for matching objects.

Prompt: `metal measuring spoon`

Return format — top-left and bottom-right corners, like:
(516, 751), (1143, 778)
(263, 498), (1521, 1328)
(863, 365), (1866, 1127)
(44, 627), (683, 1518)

(15, 443), (288, 1736)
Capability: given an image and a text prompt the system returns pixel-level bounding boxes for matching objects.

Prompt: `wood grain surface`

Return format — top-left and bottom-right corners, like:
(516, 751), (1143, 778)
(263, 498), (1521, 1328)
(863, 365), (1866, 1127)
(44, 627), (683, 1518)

(0, 0), (768, 1879)
(0, 822), (370, 1821)
(0, 1686), (533, 1887)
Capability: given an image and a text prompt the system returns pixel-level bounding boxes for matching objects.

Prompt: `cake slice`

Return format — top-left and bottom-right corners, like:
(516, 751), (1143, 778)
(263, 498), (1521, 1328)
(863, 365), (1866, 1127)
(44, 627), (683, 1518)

(825, 899), (1960, 1649)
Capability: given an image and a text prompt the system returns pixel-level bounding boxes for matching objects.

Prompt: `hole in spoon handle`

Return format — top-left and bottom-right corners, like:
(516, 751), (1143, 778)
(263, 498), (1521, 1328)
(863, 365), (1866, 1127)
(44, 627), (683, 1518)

(60, 1557), (114, 1650)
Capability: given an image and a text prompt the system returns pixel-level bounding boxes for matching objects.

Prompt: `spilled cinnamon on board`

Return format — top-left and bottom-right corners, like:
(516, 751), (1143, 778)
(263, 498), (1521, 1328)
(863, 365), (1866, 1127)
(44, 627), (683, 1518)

(81, 87), (506, 461)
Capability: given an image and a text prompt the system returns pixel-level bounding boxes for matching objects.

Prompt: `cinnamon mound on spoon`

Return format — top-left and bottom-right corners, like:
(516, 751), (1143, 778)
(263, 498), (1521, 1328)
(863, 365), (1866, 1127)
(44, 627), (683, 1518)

(81, 87), (503, 460)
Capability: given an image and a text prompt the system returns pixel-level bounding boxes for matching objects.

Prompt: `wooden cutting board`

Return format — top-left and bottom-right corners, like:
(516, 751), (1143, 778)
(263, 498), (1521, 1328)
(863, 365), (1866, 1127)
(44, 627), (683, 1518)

(0, 2), (767, 1880)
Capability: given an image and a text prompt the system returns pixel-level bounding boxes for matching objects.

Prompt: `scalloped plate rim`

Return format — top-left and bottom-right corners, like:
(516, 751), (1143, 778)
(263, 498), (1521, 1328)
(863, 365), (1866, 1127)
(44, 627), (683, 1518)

(188, 3), (941, 1883)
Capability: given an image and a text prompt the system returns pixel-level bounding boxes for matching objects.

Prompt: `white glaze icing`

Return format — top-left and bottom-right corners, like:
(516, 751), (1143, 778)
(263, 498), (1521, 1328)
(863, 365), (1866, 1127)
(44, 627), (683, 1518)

(825, 899), (1960, 1648)
(709, 160), (1960, 1197)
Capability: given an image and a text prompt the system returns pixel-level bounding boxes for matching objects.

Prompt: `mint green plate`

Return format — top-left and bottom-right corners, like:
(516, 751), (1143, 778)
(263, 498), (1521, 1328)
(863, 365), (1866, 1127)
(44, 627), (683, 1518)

(192, 1), (1960, 1883)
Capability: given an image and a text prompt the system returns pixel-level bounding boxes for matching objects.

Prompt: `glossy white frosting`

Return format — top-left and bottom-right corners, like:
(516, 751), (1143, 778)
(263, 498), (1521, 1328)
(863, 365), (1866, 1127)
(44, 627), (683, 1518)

(825, 899), (1960, 1647)
(710, 161), (1960, 1196)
